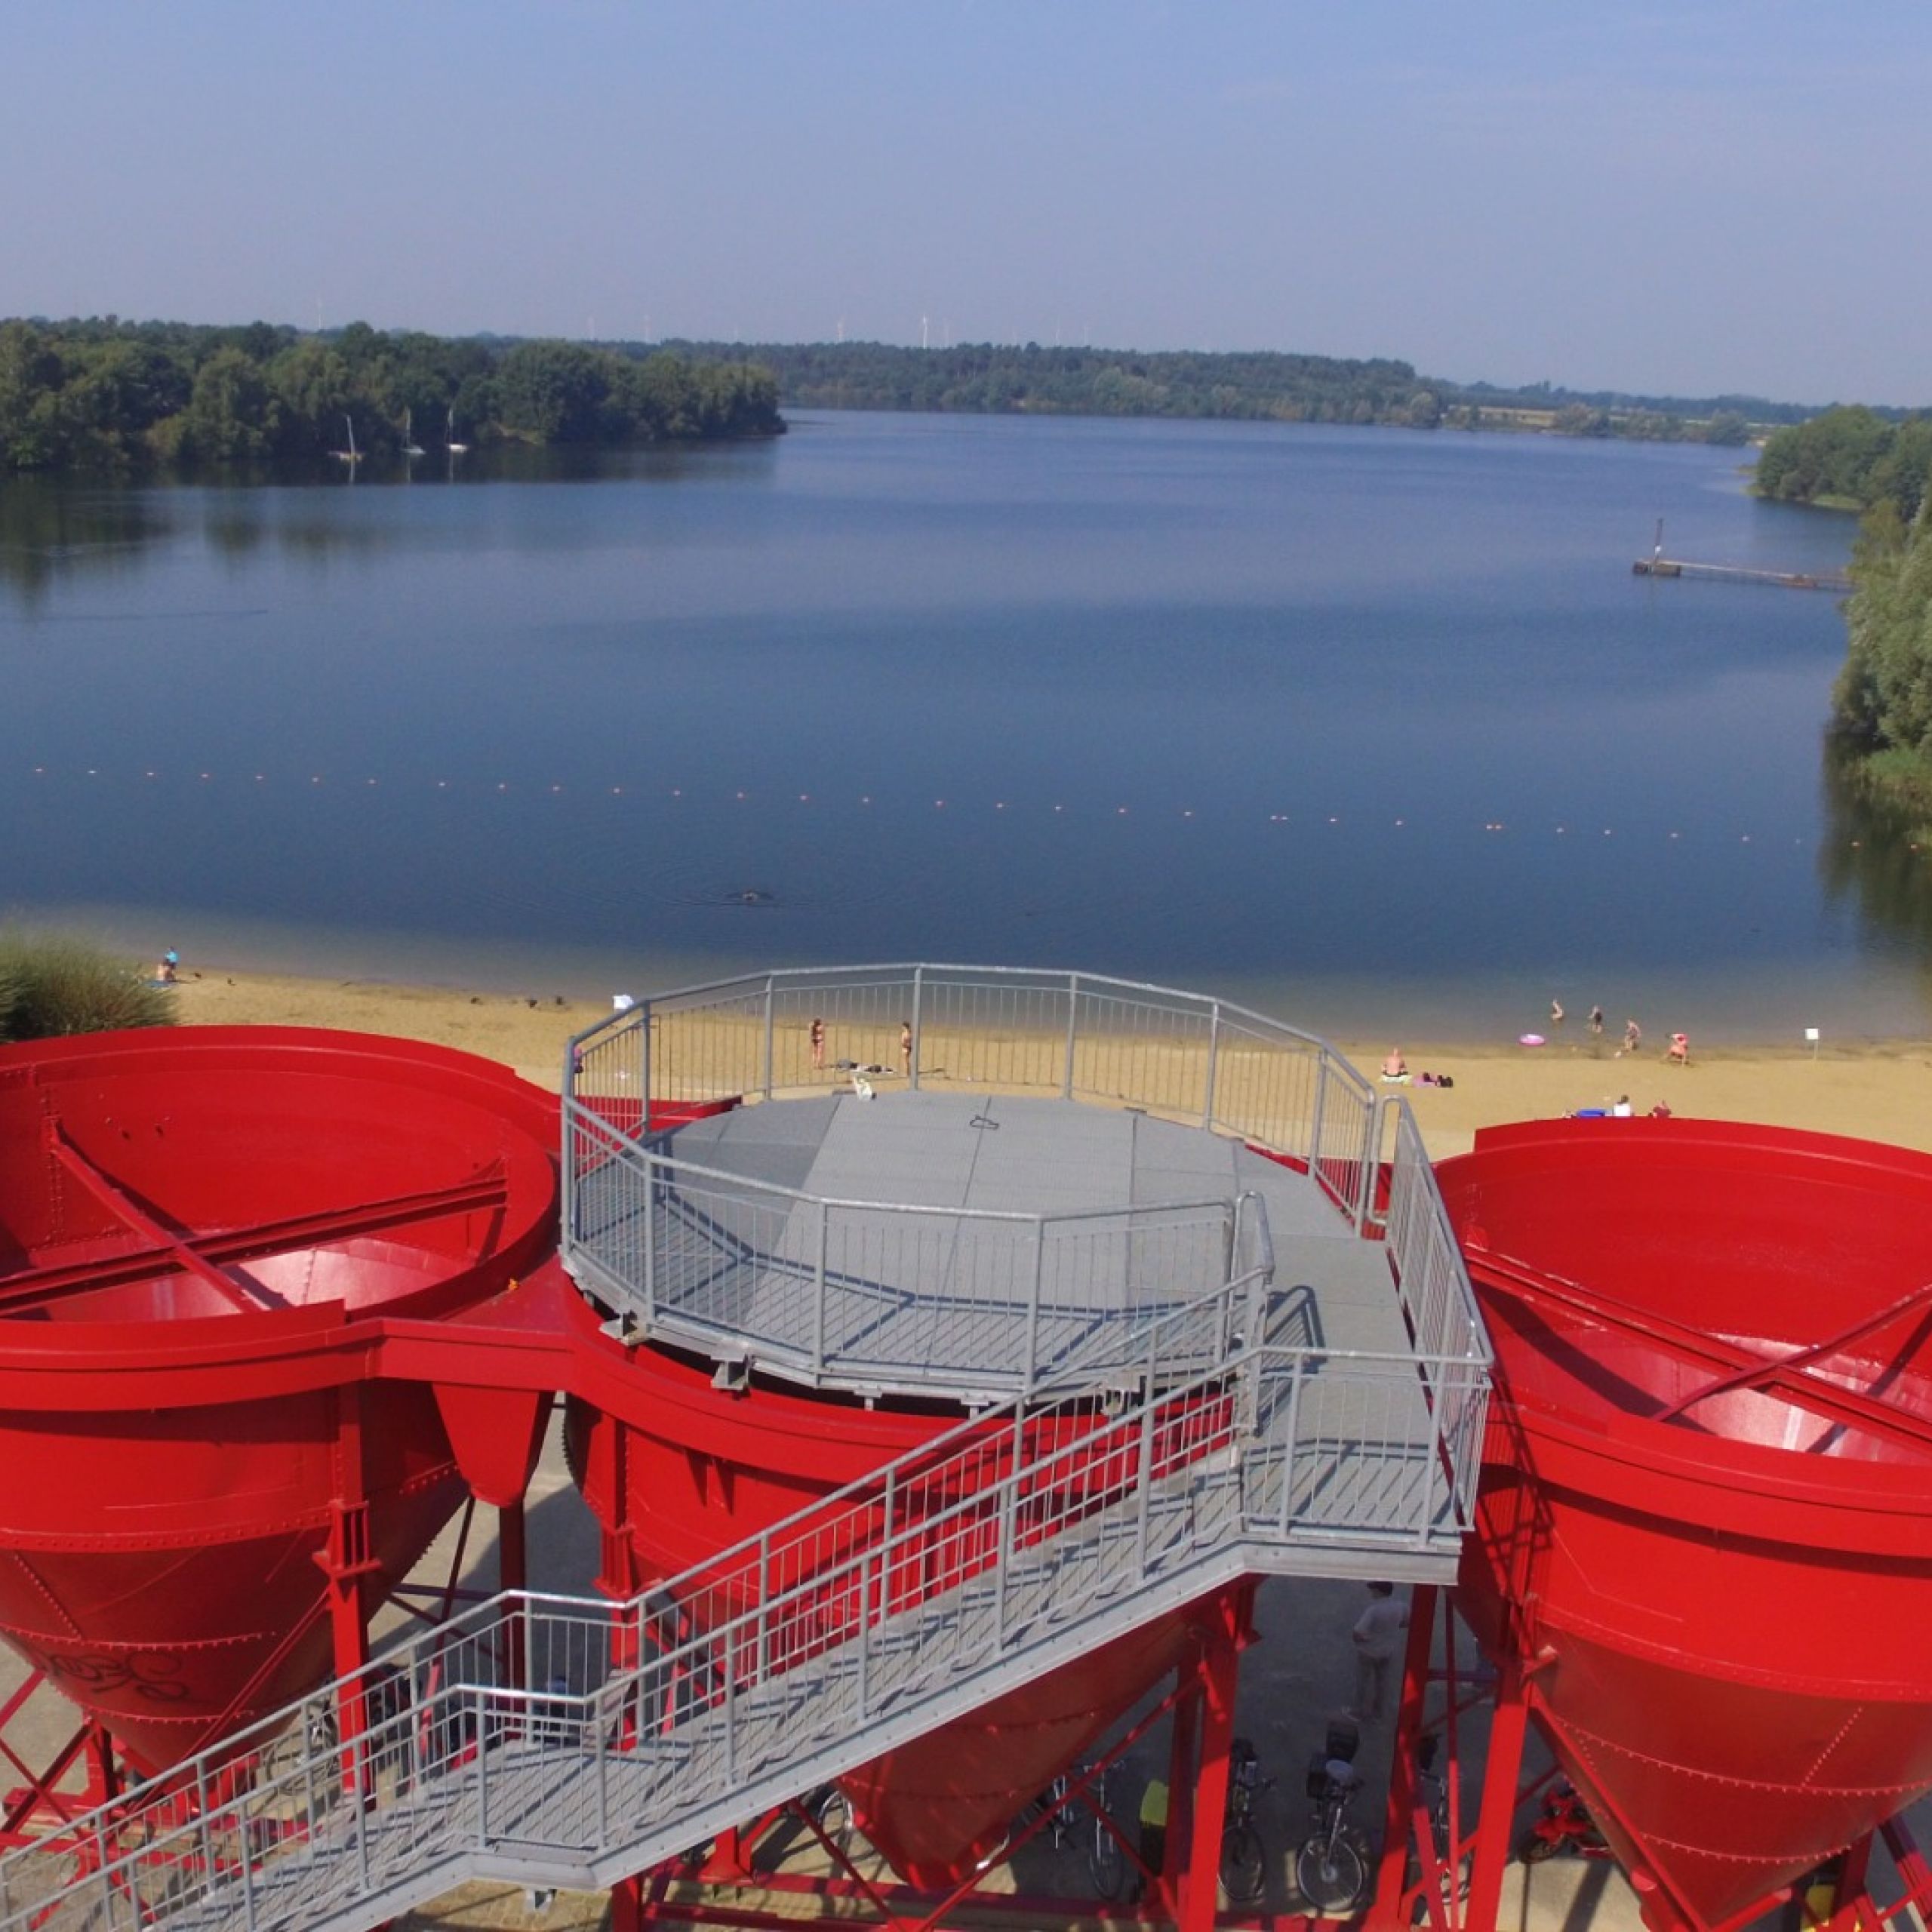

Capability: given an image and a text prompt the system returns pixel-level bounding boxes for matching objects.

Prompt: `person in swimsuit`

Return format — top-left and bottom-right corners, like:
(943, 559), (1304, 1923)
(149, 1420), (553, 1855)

(810, 1017), (826, 1071)
(1624, 1018), (1642, 1055)
(900, 1020), (913, 1078)
(1380, 1047), (1408, 1081)
(1550, 998), (1564, 1027)
(1666, 1032), (1690, 1066)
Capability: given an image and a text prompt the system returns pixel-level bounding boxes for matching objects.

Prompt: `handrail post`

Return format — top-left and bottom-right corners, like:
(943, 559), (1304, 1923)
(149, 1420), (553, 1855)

(1357, 1094), (1383, 1231)
(1203, 1001), (1220, 1129)
(909, 965), (924, 1091)
(1279, 1355), (1306, 1534)
(641, 1152), (657, 1321)
(1134, 1385), (1156, 1574)
(638, 1004), (651, 1127)
(856, 1554), (873, 1715)
(560, 1040), (578, 1254)
(761, 980), (776, 1099)
(995, 1404), (1025, 1645)
(1063, 974), (1079, 1100)
(1310, 1057), (1329, 1189)
(474, 1688), (489, 1846)
(595, 1685), (611, 1844)
(195, 1760), (214, 1912)
(755, 1529), (771, 1681)
(814, 1199), (829, 1376)
(1023, 1222), (1044, 1392)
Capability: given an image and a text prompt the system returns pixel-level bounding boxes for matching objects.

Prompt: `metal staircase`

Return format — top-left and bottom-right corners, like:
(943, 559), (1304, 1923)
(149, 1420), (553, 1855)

(0, 1266), (1485, 1932)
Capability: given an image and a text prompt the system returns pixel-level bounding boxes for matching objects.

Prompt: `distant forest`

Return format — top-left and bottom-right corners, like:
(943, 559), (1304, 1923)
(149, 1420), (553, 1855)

(0, 318), (782, 472)
(672, 338), (1804, 445)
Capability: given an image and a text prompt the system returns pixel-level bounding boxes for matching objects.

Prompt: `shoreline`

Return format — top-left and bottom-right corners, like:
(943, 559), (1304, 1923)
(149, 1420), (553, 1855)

(166, 964), (1932, 1162)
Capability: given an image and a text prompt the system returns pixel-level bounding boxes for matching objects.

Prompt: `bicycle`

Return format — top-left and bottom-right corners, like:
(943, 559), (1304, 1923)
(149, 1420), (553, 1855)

(1409, 1732), (1472, 1917)
(1011, 1759), (1128, 1896)
(1294, 1721), (1371, 1916)
(1220, 1734), (1272, 1906)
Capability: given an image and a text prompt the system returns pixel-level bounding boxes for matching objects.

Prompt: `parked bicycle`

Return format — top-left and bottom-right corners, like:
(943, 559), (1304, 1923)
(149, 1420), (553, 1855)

(1220, 1734), (1272, 1906)
(1294, 1717), (1371, 1915)
(1022, 1760), (1124, 1897)
(1408, 1731), (1472, 1916)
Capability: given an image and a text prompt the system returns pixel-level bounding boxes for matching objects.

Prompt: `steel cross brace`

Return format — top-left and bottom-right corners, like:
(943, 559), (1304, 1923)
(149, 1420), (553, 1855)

(4, 1128), (509, 1315)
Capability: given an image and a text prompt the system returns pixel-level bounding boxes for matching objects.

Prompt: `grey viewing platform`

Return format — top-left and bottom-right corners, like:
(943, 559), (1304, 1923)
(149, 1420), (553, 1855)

(576, 1087), (1407, 1404)
(561, 965), (1489, 1554)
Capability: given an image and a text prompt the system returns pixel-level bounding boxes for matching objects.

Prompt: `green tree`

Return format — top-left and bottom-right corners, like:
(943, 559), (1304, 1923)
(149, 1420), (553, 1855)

(0, 321), (68, 469)
(181, 347), (275, 462)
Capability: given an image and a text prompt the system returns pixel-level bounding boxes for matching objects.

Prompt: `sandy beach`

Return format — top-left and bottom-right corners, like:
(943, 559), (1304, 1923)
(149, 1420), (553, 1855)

(168, 966), (1932, 1161)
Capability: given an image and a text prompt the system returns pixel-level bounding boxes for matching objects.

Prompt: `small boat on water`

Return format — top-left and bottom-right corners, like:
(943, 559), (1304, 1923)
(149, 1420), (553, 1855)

(447, 405), (469, 455)
(402, 408), (425, 458)
(329, 414), (363, 465)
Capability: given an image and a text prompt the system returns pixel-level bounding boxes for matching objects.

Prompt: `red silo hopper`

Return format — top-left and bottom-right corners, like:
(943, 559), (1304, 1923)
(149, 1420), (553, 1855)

(0, 1026), (560, 1774)
(1437, 1118), (1932, 1932)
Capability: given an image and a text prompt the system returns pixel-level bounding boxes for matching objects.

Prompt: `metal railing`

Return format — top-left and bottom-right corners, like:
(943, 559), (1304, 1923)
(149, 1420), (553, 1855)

(563, 966), (1386, 1393)
(0, 1262), (1484, 1932)
(567, 1131), (1260, 1397)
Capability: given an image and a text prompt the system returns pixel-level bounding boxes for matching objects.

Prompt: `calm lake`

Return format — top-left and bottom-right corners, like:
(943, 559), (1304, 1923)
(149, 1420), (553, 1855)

(2, 412), (1915, 1043)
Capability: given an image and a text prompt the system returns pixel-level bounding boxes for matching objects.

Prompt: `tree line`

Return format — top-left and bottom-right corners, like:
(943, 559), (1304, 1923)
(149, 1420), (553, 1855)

(0, 318), (783, 472)
(1755, 405), (1932, 521)
(669, 340), (1787, 444)
(1833, 491), (1932, 820)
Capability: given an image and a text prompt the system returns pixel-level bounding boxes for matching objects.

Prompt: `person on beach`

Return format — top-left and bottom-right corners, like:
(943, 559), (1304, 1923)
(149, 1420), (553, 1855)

(1380, 1047), (1408, 1082)
(1611, 1095), (1633, 1117)
(810, 1016), (826, 1071)
(1623, 1018), (1642, 1055)
(1667, 1032), (1690, 1066)
(155, 949), (179, 985)
(1589, 1004), (1604, 1037)
(1550, 998), (1564, 1027)
(900, 1020), (913, 1078)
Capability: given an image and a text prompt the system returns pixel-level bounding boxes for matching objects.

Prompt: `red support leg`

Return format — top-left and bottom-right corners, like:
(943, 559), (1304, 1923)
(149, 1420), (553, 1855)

(499, 1497), (528, 1691)
(1161, 1641), (1203, 1919)
(1369, 1582), (1439, 1930)
(318, 1384), (377, 1797)
(609, 1872), (644, 1932)
(1177, 1586), (1248, 1932)
(1462, 1655), (1528, 1932)
(1825, 1835), (1872, 1932)
(1881, 1815), (1932, 1924)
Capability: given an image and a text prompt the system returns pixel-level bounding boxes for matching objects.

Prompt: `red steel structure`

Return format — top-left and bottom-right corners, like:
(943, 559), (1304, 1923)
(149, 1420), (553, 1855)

(1436, 1117), (1932, 1932)
(8, 1026), (1932, 1932)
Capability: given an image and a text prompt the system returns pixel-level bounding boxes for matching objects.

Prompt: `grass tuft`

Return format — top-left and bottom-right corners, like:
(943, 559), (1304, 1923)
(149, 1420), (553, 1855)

(0, 930), (179, 1042)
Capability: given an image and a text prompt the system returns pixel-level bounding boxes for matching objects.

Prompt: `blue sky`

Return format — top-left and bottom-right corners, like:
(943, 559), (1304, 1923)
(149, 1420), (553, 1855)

(5, 1), (1926, 403)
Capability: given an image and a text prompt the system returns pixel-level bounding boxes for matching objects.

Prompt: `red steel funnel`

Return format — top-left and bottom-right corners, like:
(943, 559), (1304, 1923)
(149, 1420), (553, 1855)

(1438, 1118), (1932, 1931)
(0, 1027), (561, 1772)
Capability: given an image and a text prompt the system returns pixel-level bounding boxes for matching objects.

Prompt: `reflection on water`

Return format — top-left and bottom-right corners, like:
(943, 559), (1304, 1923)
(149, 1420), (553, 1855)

(0, 479), (172, 605)
(1821, 743), (1932, 971)
(0, 439), (781, 600)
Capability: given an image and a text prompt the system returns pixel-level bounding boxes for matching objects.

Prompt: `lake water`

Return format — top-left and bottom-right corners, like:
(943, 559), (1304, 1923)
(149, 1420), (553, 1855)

(2, 412), (1916, 1043)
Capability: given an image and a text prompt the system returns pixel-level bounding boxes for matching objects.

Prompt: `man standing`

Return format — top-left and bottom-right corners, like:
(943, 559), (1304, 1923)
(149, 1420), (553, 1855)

(1350, 1582), (1407, 1721)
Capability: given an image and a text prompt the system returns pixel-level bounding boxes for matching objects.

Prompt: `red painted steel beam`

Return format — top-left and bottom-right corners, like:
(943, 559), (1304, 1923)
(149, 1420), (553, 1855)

(1654, 1277), (1932, 1423)
(42, 1119), (263, 1312)
(0, 1168), (510, 1315)
(1469, 1244), (1932, 1457)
